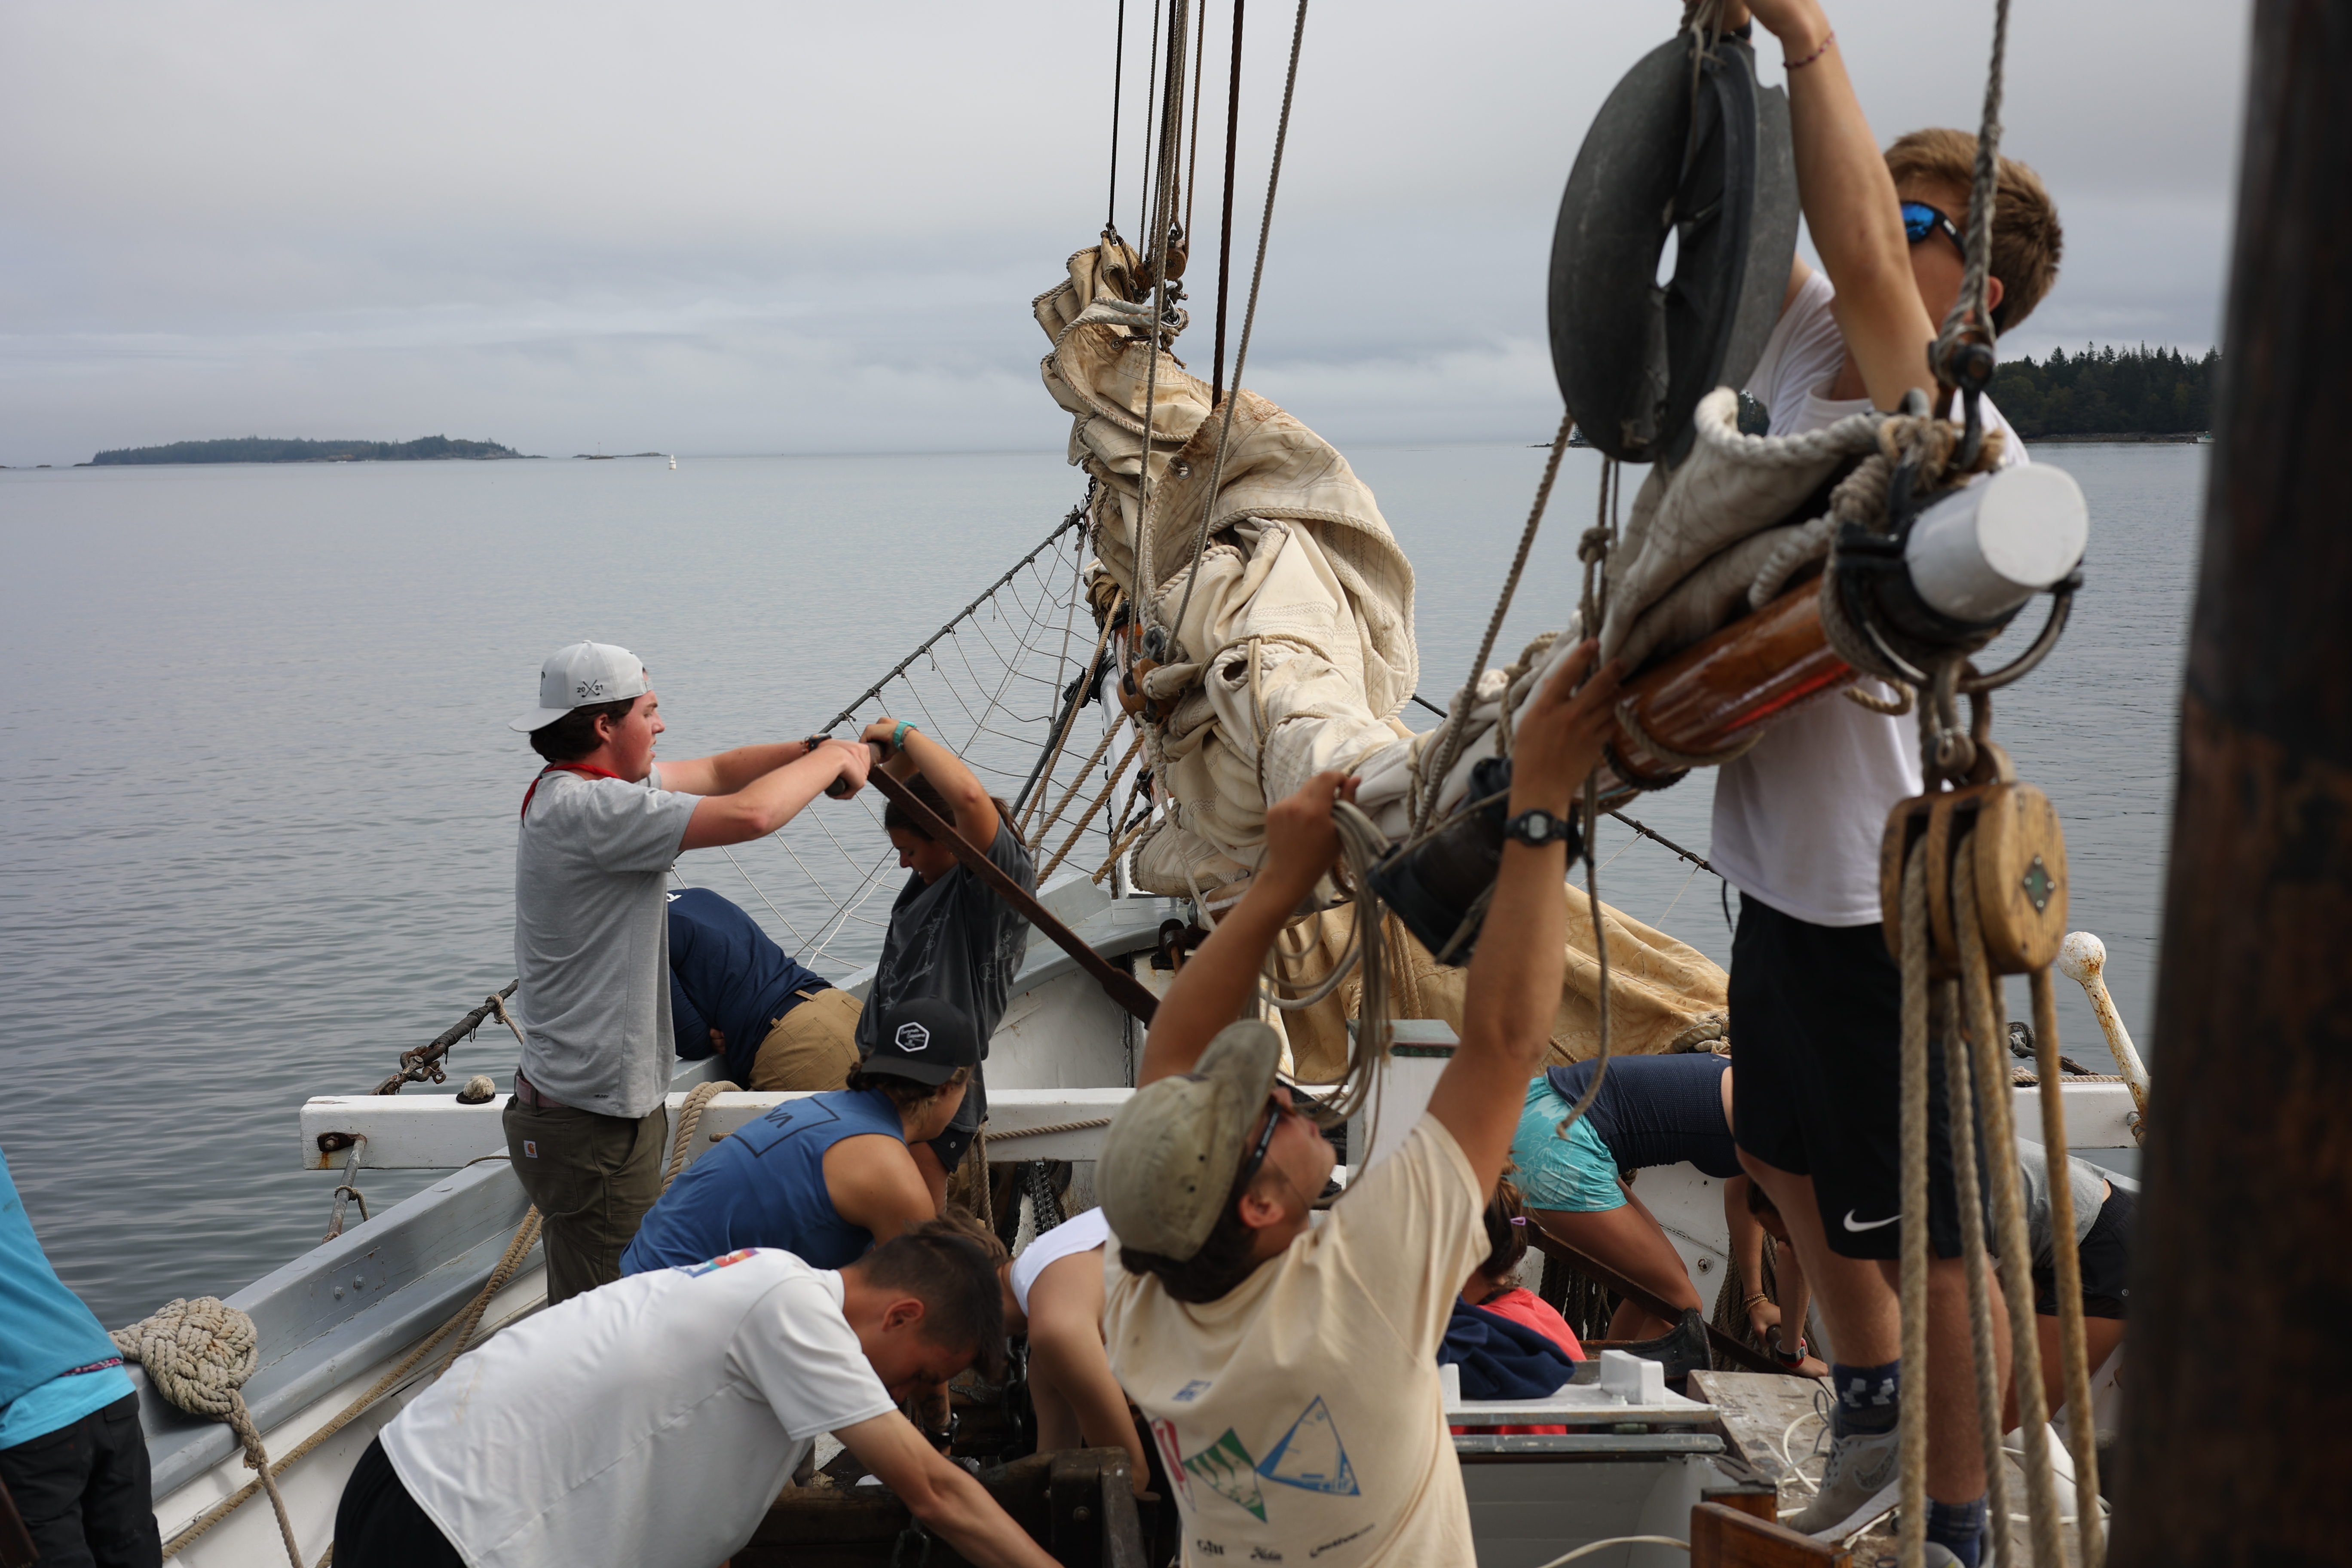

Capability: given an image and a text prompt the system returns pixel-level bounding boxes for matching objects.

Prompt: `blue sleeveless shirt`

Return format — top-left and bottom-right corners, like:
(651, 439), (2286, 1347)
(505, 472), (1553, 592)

(619, 1087), (905, 1275)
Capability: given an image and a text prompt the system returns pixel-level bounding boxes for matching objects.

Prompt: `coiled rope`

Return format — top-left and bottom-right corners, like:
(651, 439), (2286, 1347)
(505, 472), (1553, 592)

(126, 1204), (544, 1565)
(113, 1299), (302, 1568)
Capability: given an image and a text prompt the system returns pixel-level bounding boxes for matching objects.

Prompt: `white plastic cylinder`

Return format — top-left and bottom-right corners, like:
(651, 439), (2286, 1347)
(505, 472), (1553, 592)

(1904, 463), (2090, 621)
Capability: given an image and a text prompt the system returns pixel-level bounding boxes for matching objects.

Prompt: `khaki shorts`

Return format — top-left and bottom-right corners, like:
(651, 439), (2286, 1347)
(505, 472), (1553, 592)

(748, 988), (864, 1091)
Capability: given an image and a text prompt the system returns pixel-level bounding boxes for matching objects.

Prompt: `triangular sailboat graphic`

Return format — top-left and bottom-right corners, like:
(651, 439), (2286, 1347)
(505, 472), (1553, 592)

(1257, 1396), (1360, 1495)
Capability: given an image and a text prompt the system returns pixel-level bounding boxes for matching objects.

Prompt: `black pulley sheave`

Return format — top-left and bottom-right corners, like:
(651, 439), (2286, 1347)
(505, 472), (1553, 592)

(1549, 31), (1799, 465)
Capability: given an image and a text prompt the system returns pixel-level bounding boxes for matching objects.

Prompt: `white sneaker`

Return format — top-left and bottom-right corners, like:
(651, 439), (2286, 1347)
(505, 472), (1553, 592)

(1788, 1424), (1901, 1537)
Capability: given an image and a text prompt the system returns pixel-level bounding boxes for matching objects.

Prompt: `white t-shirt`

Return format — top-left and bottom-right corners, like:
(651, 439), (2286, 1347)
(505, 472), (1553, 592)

(1104, 1119), (1486, 1568)
(513, 764), (698, 1115)
(1011, 1207), (1112, 1316)
(1709, 270), (2027, 926)
(383, 1248), (895, 1568)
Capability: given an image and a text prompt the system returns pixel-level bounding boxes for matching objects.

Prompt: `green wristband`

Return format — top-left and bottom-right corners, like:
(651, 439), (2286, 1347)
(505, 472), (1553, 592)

(891, 721), (915, 753)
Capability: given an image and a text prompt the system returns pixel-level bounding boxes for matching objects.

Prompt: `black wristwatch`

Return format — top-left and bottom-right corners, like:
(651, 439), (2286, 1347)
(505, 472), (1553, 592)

(1503, 808), (1571, 847)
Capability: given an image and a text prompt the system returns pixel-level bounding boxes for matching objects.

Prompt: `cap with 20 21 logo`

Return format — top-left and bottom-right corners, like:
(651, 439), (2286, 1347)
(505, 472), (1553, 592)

(509, 641), (652, 732)
(860, 997), (982, 1087)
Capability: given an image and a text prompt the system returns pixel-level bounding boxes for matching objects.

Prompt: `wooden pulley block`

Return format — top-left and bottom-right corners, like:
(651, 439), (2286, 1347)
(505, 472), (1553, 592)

(1879, 742), (2069, 977)
(1118, 658), (1160, 722)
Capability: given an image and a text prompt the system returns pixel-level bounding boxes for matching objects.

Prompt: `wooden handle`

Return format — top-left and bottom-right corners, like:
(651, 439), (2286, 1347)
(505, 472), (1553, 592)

(864, 769), (1159, 1026)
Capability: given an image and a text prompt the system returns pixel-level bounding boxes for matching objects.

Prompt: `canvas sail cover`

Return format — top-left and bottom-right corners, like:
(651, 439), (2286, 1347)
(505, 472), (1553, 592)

(1035, 239), (1727, 1057)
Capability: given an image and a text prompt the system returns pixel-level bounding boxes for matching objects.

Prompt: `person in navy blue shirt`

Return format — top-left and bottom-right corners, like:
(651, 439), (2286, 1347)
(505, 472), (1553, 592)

(622, 998), (979, 1276)
(666, 887), (864, 1091)
(1, 1145), (162, 1568)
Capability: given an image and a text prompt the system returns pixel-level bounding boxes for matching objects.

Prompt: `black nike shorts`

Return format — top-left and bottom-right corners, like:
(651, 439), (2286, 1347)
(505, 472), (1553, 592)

(2030, 1183), (2134, 1319)
(1728, 892), (1986, 1262)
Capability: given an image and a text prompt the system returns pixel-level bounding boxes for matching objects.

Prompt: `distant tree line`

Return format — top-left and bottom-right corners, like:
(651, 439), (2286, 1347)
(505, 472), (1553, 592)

(1991, 343), (2218, 438)
(90, 435), (525, 465)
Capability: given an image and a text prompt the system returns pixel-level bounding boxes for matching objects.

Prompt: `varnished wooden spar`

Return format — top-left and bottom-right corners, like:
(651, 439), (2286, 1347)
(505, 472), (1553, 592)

(2111, 4), (2352, 1563)
(1608, 580), (1857, 786)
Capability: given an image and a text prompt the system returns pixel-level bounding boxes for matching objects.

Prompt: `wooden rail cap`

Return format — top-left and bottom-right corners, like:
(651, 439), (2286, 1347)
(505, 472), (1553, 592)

(1690, 1501), (1851, 1567)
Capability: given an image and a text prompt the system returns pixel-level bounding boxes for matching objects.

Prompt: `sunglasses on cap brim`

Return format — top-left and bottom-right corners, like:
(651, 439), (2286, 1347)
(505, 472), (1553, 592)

(1901, 200), (1967, 262)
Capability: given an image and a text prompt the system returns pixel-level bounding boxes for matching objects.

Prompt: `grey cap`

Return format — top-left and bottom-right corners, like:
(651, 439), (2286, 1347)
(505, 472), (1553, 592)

(1098, 1021), (1284, 1262)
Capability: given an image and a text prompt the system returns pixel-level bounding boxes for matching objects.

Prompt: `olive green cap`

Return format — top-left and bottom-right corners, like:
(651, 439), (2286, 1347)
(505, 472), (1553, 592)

(1097, 1021), (1284, 1262)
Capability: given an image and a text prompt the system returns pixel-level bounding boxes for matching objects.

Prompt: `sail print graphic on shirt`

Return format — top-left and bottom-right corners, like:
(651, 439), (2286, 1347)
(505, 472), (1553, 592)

(1178, 1396), (1361, 1522)
(1150, 1419), (1193, 1508)
(1257, 1396), (1359, 1495)
(1181, 1430), (1268, 1521)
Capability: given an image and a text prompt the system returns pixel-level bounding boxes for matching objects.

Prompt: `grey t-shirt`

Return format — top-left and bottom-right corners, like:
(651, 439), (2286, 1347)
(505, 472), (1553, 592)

(855, 820), (1036, 1060)
(2014, 1137), (2109, 1270)
(514, 766), (698, 1117)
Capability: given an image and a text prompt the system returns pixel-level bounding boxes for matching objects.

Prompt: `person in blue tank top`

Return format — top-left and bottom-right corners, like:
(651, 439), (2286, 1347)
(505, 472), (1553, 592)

(620, 998), (980, 1276)
(1, 1144), (162, 1568)
(1508, 1052), (1815, 1366)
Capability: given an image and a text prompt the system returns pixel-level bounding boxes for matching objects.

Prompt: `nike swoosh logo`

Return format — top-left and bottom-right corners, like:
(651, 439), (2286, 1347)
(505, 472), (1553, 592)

(1843, 1210), (1900, 1232)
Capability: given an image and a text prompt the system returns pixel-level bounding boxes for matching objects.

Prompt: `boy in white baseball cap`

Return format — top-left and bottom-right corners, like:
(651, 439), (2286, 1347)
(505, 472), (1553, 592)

(505, 640), (873, 1302)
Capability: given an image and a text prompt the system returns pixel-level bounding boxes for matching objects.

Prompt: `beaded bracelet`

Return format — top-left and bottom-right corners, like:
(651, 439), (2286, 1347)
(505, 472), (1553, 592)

(1785, 29), (1834, 70)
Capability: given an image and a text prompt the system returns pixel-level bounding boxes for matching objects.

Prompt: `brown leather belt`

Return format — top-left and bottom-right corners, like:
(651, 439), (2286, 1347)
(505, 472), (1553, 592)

(510, 1068), (574, 1112)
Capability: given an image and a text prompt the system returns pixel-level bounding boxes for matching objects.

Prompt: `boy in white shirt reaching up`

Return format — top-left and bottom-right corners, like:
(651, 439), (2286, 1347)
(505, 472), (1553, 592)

(1094, 641), (1622, 1568)
(1717, 5), (2064, 1563)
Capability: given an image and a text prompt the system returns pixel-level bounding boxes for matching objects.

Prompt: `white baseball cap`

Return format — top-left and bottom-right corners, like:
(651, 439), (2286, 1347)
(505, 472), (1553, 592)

(509, 641), (651, 732)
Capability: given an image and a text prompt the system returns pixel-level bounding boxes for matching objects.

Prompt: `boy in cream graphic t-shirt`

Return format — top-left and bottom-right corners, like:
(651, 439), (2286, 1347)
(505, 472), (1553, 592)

(1096, 642), (1624, 1565)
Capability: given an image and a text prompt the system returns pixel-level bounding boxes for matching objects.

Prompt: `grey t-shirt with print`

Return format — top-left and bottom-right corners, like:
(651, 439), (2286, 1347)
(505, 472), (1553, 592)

(514, 766), (698, 1118)
(855, 821), (1036, 1063)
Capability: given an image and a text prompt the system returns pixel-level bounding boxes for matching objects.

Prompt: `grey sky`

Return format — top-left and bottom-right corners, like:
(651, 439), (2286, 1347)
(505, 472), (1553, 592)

(0, 0), (2248, 466)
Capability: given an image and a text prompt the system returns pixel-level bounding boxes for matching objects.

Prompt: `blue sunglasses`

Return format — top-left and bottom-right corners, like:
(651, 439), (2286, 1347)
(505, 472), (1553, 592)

(1901, 200), (1967, 262)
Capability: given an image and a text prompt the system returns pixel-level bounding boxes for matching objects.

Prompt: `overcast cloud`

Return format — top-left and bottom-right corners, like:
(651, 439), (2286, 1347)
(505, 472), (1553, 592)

(0, 0), (2250, 466)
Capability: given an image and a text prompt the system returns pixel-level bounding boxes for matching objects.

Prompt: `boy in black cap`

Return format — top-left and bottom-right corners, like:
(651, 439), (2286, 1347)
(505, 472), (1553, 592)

(620, 998), (981, 1276)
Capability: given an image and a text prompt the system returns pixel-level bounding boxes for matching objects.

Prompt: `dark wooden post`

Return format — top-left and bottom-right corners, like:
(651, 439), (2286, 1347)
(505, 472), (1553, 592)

(2111, 4), (2352, 1563)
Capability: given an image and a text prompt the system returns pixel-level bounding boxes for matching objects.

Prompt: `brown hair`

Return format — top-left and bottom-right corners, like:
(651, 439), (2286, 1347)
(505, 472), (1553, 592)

(844, 1064), (971, 1118)
(528, 696), (637, 763)
(1883, 128), (2063, 331)
(883, 772), (1015, 842)
(1477, 1170), (1531, 1284)
(854, 1217), (1008, 1379)
(1119, 1164), (1276, 1305)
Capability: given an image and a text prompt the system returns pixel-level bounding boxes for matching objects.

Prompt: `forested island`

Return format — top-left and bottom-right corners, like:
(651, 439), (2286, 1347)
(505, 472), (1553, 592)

(88, 435), (529, 466)
(1991, 343), (2217, 439)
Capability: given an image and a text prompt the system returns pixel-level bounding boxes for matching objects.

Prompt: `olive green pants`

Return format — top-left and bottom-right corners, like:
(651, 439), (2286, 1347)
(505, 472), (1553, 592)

(502, 1098), (668, 1305)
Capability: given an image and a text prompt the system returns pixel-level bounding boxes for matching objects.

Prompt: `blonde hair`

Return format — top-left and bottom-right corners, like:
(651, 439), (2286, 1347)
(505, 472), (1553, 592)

(1884, 128), (2063, 331)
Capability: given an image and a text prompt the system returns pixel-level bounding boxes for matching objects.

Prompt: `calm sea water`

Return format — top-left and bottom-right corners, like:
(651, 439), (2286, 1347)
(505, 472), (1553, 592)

(0, 442), (2201, 1325)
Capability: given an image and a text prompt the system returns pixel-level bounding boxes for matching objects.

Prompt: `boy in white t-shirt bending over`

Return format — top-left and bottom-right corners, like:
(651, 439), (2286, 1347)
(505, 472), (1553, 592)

(1720, 5), (2064, 1564)
(332, 1221), (1057, 1568)
(1094, 642), (1623, 1568)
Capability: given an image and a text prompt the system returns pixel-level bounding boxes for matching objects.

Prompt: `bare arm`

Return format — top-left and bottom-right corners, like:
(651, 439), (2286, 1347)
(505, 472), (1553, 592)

(1740, 0), (1936, 409)
(825, 1136), (943, 1240)
(1027, 1251), (1149, 1494)
(658, 741), (808, 797)
(864, 719), (1000, 845)
(678, 741), (870, 852)
(1424, 643), (1623, 1193)
(1136, 772), (1357, 1086)
(835, 1412), (1060, 1568)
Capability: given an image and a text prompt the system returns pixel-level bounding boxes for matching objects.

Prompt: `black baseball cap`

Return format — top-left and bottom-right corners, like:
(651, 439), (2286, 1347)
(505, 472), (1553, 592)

(860, 997), (982, 1087)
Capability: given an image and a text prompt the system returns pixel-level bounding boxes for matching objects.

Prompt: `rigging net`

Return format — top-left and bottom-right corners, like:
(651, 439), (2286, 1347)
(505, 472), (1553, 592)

(679, 504), (1132, 975)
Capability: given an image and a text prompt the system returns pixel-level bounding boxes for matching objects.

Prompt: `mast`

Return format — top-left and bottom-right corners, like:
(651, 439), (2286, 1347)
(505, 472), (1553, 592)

(2112, 4), (2352, 1562)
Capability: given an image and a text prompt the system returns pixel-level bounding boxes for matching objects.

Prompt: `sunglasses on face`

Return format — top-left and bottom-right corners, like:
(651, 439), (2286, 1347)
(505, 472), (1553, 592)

(1901, 200), (1967, 262)
(1237, 1094), (1286, 1188)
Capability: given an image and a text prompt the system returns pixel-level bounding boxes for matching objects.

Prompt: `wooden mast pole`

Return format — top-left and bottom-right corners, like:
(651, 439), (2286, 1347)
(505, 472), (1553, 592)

(2112, 4), (2352, 1562)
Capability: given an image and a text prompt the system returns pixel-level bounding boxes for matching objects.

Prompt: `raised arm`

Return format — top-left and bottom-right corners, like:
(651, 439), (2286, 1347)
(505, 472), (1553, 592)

(863, 720), (1001, 845)
(835, 1412), (1060, 1568)
(1738, 0), (1937, 410)
(1424, 642), (1623, 1196)
(1135, 772), (1356, 1086)
(678, 740), (870, 851)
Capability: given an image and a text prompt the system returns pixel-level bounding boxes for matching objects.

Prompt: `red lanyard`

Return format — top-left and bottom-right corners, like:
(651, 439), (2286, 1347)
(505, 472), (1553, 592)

(521, 762), (627, 819)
